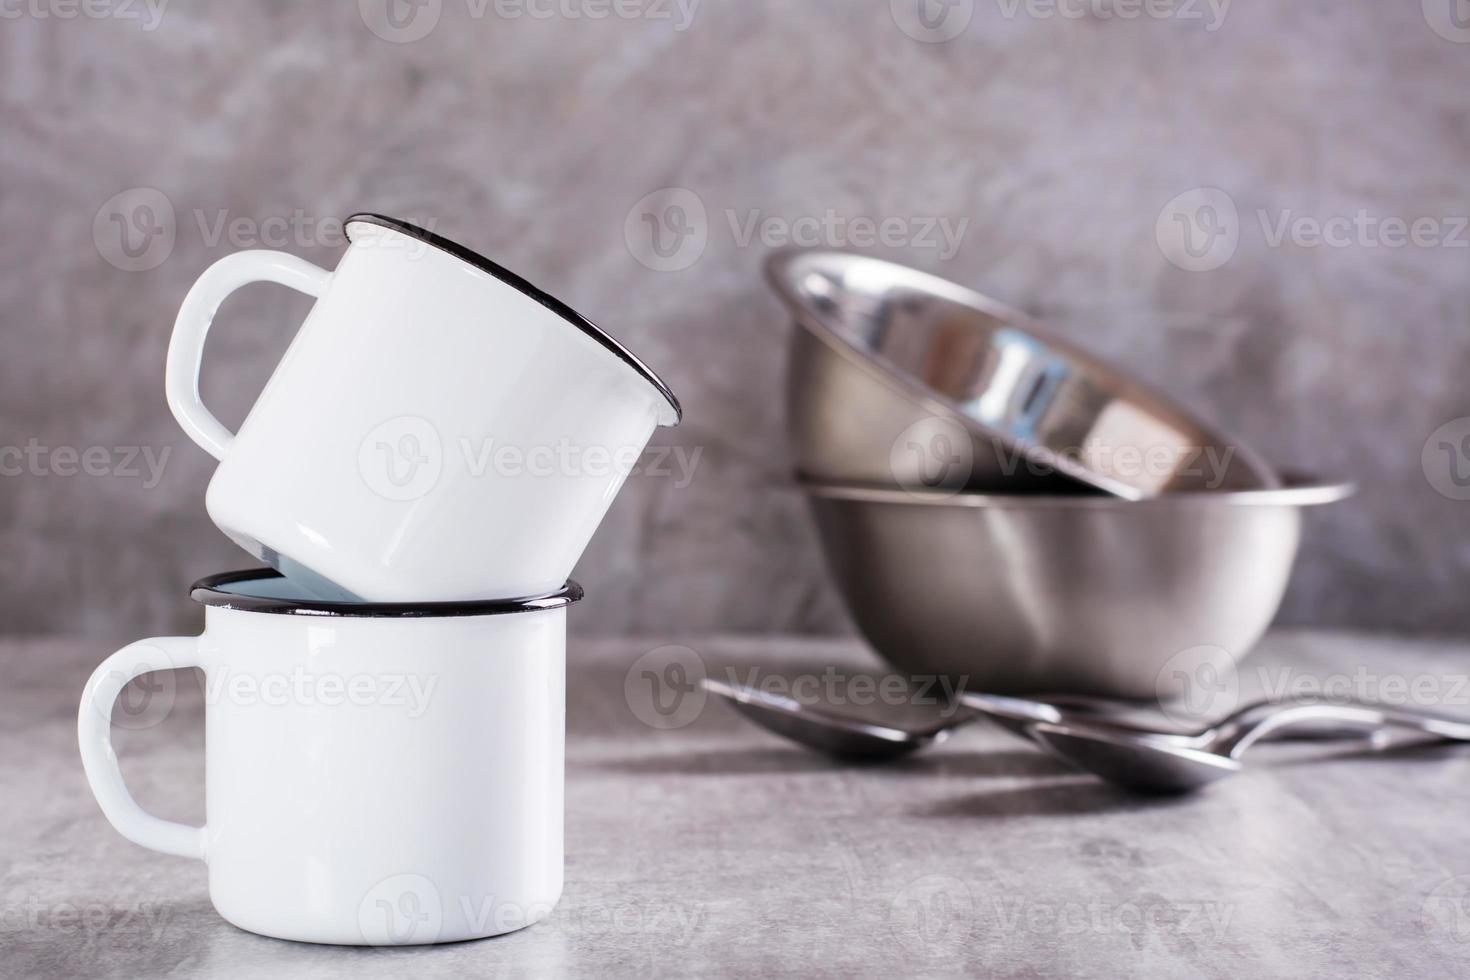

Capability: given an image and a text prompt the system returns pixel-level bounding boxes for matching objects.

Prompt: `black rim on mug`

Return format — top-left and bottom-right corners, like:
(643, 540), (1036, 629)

(190, 569), (584, 618)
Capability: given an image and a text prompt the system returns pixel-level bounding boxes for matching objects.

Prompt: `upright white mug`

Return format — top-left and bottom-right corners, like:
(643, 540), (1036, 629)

(78, 569), (577, 945)
(165, 214), (681, 602)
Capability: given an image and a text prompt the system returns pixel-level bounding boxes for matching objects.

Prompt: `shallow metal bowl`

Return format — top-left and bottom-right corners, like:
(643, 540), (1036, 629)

(768, 248), (1279, 498)
(801, 475), (1353, 698)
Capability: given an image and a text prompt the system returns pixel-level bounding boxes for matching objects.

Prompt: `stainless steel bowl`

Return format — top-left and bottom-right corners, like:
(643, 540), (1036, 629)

(801, 475), (1353, 698)
(768, 249), (1279, 497)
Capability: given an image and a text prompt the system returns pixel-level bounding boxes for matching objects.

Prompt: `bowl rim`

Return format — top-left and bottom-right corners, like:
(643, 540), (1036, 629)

(765, 247), (1281, 499)
(796, 472), (1355, 509)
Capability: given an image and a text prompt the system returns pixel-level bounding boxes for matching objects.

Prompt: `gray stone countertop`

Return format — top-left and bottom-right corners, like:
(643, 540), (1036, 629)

(5, 630), (1470, 978)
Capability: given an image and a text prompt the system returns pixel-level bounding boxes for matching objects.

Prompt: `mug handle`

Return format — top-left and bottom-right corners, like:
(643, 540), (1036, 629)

(165, 250), (333, 460)
(78, 637), (207, 860)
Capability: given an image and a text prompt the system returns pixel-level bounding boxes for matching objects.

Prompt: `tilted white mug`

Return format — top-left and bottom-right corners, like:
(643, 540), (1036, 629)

(165, 214), (681, 602)
(78, 569), (577, 945)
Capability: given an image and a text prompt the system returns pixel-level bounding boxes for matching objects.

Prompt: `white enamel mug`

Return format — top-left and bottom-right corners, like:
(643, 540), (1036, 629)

(78, 569), (577, 946)
(166, 214), (681, 602)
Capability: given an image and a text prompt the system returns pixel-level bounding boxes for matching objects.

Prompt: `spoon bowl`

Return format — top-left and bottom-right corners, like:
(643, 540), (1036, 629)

(701, 677), (952, 761)
(1026, 723), (1243, 794)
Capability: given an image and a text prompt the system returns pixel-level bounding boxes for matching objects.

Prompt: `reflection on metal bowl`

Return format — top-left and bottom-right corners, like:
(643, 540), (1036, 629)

(800, 475), (1353, 698)
(768, 248), (1279, 497)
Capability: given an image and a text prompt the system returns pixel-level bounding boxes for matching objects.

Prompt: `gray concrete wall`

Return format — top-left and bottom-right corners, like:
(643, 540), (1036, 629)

(2, 0), (1468, 639)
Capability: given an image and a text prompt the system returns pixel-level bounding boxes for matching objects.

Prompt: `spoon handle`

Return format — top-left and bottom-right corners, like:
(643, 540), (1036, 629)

(958, 692), (1376, 744)
(1219, 698), (1470, 757)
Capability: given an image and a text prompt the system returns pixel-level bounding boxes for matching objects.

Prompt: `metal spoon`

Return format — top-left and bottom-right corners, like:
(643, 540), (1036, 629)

(703, 679), (1444, 791)
(700, 678), (1327, 763)
(1023, 699), (1470, 793)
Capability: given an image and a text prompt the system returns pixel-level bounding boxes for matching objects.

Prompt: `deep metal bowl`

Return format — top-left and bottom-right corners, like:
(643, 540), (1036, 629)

(768, 248), (1279, 497)
(801, 475), (1353, 698)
